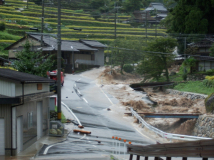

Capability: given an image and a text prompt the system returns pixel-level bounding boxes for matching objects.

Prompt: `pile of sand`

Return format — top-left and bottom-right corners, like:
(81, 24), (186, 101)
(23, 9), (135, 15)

(98, 67), (143, 85)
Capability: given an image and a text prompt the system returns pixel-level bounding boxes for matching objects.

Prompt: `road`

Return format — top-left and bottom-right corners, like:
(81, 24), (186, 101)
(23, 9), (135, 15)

(36, 73), (155, 160)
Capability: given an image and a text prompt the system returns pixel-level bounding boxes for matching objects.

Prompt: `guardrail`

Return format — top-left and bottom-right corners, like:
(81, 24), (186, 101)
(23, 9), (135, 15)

(127, 139), (214, 160)
(130, 107), (212, 141)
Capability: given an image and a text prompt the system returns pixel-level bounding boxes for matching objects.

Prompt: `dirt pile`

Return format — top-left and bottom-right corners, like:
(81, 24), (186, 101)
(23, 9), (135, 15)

(173, 119), (197, 135)
(121, 100), (151, 112)
(98, 67), (143, 85)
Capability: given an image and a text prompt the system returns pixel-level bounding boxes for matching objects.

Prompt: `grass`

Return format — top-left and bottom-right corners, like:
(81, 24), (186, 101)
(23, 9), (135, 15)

(173, 81), (213, 95)
(55, 106), (67, 123)
(0, 31), (21, 40)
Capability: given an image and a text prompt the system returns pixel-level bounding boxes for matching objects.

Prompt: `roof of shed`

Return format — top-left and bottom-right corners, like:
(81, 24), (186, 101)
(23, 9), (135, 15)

(79, 40), (107, 48)
(63, 40), (98, 51)
(0, 69), (55, 83)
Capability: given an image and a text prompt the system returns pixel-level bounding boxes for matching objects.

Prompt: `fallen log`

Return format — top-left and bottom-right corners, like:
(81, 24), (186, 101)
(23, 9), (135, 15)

(73, 129), (91, 134)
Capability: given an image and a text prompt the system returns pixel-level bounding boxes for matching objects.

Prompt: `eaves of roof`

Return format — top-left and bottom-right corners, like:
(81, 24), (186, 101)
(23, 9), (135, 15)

(0, 69), (55, 83)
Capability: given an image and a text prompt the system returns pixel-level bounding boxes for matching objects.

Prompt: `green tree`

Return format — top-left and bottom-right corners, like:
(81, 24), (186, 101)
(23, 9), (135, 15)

(210, 43), (214, 57)
(0, 22), (5, 31)
(90, 10), (101, 20)
(137, 37), (177, 81)
(13, 40), (53, 77)
(168, 0), (214, 34)
(123, 0), (143, 12)
(110, 39), (143, 74)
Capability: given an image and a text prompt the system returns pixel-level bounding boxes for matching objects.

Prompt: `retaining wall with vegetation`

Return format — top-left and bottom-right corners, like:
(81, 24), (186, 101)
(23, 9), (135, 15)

(165, 89), (208, 100)
(193, 115), (214, 138)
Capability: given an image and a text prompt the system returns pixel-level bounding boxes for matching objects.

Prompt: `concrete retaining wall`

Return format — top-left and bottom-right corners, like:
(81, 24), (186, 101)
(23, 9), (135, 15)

(193, 115), (214, 138)
(166, 89), (208, 100)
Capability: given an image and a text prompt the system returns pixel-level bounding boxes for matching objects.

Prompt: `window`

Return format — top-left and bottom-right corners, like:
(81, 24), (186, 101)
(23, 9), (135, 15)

(28, 112), (33, 129)
(37, 84), (42, 90)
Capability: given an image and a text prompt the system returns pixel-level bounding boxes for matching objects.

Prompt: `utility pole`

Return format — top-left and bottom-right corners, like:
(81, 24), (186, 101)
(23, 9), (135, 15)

(41, 0), (44, 47)
(145, 11), (148, 43)
(183, 36), (187, 75)
(27, 0), (28, 9)
(57, 0), (61, 121)
(114, 2), (116, 39)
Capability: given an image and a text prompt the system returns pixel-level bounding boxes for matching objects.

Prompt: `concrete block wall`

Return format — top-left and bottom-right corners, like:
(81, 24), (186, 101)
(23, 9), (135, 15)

(193, 115), (214, 138)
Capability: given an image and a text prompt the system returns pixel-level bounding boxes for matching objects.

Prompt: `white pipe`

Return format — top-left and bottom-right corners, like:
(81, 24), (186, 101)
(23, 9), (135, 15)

(61, 102), (82, 126)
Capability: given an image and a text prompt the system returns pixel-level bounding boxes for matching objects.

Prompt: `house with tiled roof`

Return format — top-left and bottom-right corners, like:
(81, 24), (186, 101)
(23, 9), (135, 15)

(5, 34), (106, 73)
(188, 38), (214, 71)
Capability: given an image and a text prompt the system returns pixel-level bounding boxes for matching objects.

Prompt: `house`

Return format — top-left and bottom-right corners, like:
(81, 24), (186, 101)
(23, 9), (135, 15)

(4, 34), (107, 73)
(0, 57), (9, 66)
(0, 69), (55, 156)
(188, 38), (214, 71)
(0, 0), (5, 5)
(133, 10), (157, 24)
(145, 3), (168, 14)
(133, 3), (167, 25)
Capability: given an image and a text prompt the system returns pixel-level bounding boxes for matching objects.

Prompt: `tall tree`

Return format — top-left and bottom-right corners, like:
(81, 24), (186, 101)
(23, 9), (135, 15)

(137, 37), (177, 81)
(123, 0), (143, 12)
(110, 39), (143, 74)
(13, 40), (53, 77)
(210, 43), (214, 57)
(168, 0), (214, 34)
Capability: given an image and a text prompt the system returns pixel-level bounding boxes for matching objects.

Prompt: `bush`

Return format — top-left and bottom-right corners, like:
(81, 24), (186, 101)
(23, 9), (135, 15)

(206, 69), (214, 75)
(123, 64), (134, 73)
(0, 22), (5, 31)
(203, 79), (214, 88)
(182, 73), (187, 81)
(205, 93), (214, 113)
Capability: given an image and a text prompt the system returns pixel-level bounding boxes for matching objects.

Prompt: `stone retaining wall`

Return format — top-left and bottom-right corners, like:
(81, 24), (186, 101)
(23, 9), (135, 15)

(193, 115), (214, 138)
(166, 89), (208, 100)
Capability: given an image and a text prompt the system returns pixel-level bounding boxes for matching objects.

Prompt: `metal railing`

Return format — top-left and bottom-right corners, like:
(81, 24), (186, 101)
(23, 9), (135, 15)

(127, 139), (214, 160)
(130, 107), (212, 141)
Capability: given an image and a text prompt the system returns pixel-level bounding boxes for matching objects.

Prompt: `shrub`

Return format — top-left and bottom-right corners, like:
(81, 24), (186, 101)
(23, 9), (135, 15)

(182, 73), (187, 81)
(205, 93), (214, 113)
(203, 79), (214, 88)
(123, 64), (134, 73)
(0, 22), (5, 31)
(206, 69), (214, 75)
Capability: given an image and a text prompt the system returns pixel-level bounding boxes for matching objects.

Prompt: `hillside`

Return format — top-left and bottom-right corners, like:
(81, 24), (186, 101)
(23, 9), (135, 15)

(0, 0), (167, 58)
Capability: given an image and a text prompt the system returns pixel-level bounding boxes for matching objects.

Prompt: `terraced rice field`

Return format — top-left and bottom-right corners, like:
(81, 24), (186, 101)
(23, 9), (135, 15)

(0, 0), (167, 45)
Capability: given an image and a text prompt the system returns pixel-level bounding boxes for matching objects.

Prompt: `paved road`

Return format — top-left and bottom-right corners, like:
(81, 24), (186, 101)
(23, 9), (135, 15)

(36, 74), (154, 160)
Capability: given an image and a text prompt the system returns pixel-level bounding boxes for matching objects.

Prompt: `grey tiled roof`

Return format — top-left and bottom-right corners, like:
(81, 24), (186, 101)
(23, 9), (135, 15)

(30, 35), (96, 51)
(145, 3), (167, 12)
(79, 40), (107, 48)
(64, 41), (98, 51)
(0, 69), (55, 83)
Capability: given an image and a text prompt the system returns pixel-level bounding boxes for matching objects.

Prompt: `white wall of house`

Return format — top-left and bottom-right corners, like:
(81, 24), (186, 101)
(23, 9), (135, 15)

(15, 83), (49, 96)
(9, 37), (41, 59)
(198, 61), (214, 71)
(94, 48), (104, 66)
(0, 79), (15, 97)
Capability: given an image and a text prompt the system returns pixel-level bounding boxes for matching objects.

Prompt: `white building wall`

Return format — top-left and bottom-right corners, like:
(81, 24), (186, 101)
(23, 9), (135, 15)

(95, 48), (104, 66)
(0, 79), (15, 97)
(15, 83), (49, 96)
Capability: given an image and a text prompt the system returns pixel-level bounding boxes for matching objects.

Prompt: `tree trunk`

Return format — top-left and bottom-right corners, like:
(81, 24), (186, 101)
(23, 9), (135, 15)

(163, 56), (170, 82)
